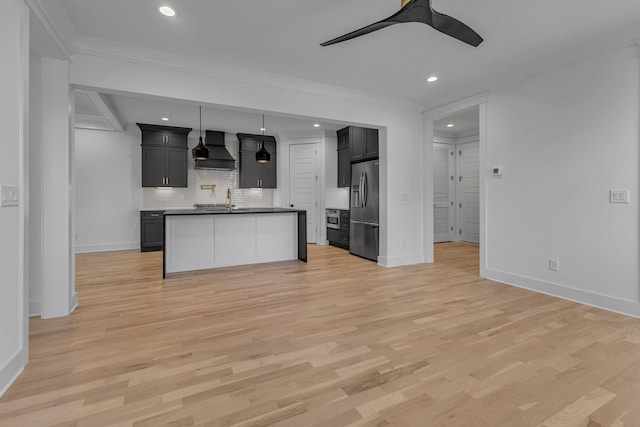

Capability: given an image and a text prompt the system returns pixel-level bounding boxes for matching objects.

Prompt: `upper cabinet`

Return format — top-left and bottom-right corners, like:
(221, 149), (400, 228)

(336, 126), (379, 187)
(347, 126), (379, 162)
(337, 128), (350, 188)
(237, 133), (277, 189)
(138, 123), (191, 188)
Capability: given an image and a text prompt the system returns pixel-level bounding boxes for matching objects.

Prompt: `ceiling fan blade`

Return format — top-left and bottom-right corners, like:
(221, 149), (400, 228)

(320, 20), (397, 46)
(429, 9), (483, 47)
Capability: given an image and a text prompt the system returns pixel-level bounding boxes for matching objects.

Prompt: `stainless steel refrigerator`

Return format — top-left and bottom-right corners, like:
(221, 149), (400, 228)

(350, 160), (379, 261)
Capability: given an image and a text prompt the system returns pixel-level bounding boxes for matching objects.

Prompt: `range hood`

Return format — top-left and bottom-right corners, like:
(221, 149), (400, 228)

(194, 130), (236, 170)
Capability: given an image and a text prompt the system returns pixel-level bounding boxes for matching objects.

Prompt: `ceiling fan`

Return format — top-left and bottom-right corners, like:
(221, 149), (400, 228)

(320, 0), (483, 47)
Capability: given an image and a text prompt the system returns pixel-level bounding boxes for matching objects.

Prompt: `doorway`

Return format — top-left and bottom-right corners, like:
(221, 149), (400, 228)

(432, 140), (480, 244)
(289, 143), (318, 244)
(428, 103), (483, 276)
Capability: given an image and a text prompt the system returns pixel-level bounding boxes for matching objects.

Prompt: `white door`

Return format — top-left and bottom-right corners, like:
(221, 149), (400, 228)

(289, 144), (318, 243)
(433, 143), (455, 242)
(457, 141), (480, 244)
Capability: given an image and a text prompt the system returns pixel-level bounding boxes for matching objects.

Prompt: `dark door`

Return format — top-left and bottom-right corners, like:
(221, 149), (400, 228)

(259, 141), (277, 188)
(142, 146), (165, 187)
(141, 217), (164, 251)
(166, 147), (187, 187)
(350, 126), (366, 161)
(240, 151), (259, 188)
(142, 131), (165, 146)
(337, 127), (349, 149)
(365, 128), (379, 159)
(337, 147), (350, 187)
(164, 132), (187, 148)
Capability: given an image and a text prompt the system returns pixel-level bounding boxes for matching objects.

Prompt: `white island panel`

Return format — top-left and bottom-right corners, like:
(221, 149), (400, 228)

(165, 212), (299, 274)
(256, 214), (298, 263)
(214, 215), (258, 267)
(166, 216), (215, 272)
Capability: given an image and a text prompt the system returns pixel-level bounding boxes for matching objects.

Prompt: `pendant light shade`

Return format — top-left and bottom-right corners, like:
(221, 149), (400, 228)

(256, 114), (271, 164)
(192, 106), (209, 160)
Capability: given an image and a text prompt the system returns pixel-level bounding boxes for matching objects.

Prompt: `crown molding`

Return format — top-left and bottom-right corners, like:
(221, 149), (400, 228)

(25, 0), (73, 59)
(433, 135), (456, 145)
(424, 93), (488, 121)
(71, 36), (424, 115)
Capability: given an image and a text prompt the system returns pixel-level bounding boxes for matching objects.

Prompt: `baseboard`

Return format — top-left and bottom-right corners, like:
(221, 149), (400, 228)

(70, 292), (78, 313)
(29, 300), (41, 317)
(485, 268), (640, 319)
(75, 242), (139, 253)
(0, 348), (26, 398)
(378, 253), (425, 268)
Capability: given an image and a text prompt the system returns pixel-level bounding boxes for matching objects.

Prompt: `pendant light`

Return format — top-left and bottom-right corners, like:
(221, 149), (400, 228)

(192, 106), (209, 160)
(256, 114), (271, 164)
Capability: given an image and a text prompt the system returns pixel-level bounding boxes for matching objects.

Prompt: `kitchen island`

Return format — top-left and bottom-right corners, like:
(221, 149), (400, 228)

(163, 208), (307, 277)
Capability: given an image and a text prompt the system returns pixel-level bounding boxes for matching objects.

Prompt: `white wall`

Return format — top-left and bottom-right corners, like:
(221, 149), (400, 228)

(41, 56), (76, 319)
(485, 47), (640, 317)
(71, 48), (426, 266)
(75, 128), (142, 252)
(0, 0), (29, 397)
(29, 50), (43, 316)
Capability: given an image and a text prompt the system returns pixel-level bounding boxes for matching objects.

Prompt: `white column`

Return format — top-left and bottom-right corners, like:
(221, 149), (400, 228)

(41, 57), (76, 319)
(0, 0), (29, 397)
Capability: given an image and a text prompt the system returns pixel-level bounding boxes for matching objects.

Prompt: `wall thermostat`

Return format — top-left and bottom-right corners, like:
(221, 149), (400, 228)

(492, 167), (503, 177)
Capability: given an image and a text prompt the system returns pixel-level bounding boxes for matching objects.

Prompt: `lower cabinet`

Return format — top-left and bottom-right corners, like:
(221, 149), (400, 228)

(328, 209), (350, 249)
(327, 228), (341, 247)
(141, 211), (164, 252)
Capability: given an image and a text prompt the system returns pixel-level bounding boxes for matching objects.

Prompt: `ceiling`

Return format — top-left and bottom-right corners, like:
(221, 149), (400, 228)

(42, 0), (640, 108)
(74, 92), (347, 137)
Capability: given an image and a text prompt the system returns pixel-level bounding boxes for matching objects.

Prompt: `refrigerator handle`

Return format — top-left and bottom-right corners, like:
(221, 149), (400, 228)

(363, 171), (368, 208)
(359, 171), (365, 208)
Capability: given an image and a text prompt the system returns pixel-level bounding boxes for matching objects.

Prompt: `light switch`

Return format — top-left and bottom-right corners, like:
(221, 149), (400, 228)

(609, 189), (630, 204)
(0, 185), (19, 207)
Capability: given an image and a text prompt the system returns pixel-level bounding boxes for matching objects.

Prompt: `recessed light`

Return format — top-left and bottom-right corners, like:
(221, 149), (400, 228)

(159, 6), (175, 17)
(161, 117), (169, 121)
(446, 123), (454, 128)
(260, 127), (266, 132)
(427, 76), (438, 83)
(313, 124), (320, 128)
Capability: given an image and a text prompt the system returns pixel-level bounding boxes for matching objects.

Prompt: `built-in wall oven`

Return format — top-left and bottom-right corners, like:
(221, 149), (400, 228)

(327, 209), (340, 229)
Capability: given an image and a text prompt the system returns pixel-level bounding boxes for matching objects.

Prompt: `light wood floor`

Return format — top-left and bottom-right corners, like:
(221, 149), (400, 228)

(1, 243), (640, 426)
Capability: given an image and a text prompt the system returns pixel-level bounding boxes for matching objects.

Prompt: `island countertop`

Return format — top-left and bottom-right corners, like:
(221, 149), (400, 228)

(163, 207), (302, 216)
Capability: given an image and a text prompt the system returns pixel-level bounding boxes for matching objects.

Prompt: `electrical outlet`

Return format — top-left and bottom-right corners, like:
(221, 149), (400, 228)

(549, 259), (560, 272)
(0, 185), (19, 207)
(609, 189), (630, 204)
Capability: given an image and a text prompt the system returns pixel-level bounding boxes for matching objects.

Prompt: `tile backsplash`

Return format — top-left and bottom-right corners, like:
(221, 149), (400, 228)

(143, 134), (274, 209)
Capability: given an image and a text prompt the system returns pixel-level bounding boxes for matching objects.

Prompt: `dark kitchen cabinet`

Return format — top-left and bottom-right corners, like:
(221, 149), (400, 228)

(340, 209), (350, 248)
(341, 126), (378, 162)
(337, 127), (349, 149)
(140, 211), (164, 252)
(237, 133), (277, 189)
(327, 209), (350, 249)
(138, 123), (191, 188)
(337, 146), (350, 188)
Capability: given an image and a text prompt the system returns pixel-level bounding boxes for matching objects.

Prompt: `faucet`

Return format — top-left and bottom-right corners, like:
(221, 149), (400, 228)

(226, 188), (232, 212)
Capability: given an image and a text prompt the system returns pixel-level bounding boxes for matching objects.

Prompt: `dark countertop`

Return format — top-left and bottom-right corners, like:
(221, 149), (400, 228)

(164, 207), (302, 216)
